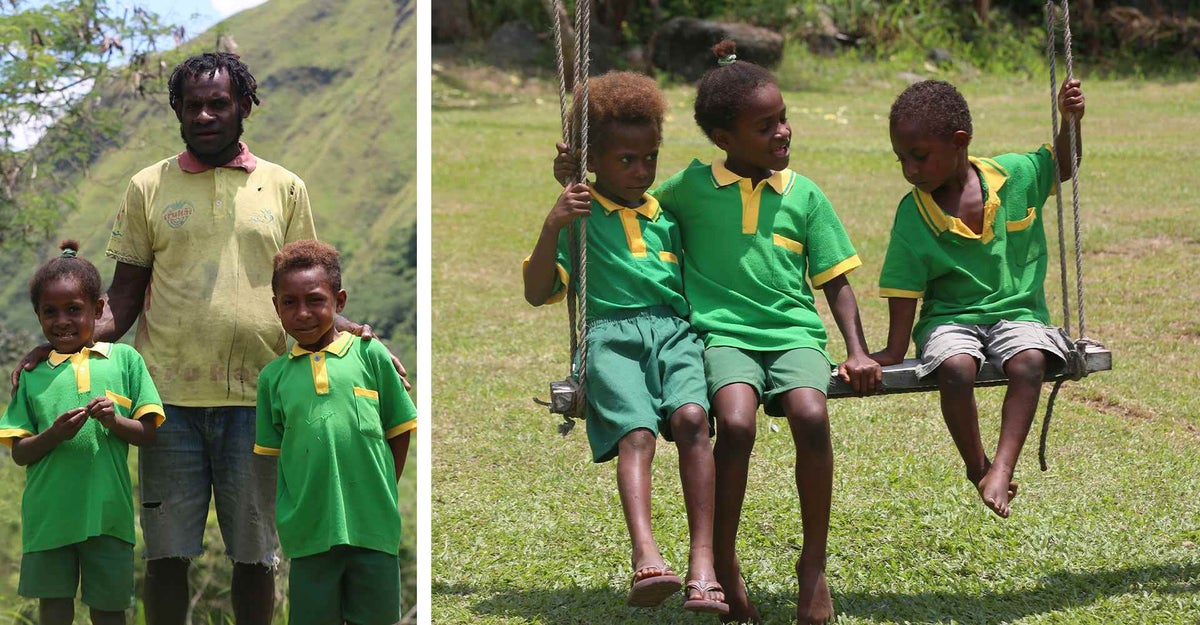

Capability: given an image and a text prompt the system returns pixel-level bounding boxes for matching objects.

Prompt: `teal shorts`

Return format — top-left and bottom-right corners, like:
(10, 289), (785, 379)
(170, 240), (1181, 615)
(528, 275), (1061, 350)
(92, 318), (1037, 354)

(704, 345), (832, 417)
(583, 307), (711, 463)
(18, 535), (134, 611)
(289, 545), (400, 625)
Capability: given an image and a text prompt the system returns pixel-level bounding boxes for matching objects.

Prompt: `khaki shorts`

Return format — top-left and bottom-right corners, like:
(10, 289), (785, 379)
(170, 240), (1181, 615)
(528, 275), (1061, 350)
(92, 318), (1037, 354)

(916, 320), (1072, 379)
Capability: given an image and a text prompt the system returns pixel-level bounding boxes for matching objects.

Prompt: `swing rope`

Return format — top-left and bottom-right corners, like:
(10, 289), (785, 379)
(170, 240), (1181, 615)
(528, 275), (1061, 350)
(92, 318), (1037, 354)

(549, 0), (591, 424)
(1040, 0), (1091, 471)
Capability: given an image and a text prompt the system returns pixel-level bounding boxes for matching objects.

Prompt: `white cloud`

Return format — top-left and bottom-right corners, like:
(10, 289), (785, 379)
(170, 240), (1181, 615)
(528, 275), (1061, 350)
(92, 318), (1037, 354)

(211, 0), (270, 18)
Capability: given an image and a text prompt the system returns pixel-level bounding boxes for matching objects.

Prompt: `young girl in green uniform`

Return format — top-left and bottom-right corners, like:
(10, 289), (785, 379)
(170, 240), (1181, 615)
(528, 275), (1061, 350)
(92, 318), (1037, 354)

(870, 79), (1086, 519)
(0, 241), (163, 624)
(556, 41), (881, 623)
(525, 71), (728, 615)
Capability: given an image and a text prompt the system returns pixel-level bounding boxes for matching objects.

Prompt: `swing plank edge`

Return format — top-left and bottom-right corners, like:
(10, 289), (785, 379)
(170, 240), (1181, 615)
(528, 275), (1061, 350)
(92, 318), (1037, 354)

(827, 341), (1112, 399)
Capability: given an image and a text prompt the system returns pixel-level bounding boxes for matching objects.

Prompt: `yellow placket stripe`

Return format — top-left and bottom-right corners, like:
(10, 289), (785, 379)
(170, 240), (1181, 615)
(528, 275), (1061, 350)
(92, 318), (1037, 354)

(739, 179), (761, 234)
(310, 353), (330, 395)
(70, 352), (90, 393)
(616, 210), (648, 257)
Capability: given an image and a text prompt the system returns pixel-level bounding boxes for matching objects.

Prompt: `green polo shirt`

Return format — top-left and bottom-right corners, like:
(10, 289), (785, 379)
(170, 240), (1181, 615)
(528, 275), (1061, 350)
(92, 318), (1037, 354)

(0, 343), (164, 553)
(654, 159), (861, 357)
(106, 150), (316, 407)
(254, 332), (417, 558)
(531, 190), (689, 320)
(878, 145), (1057, 345)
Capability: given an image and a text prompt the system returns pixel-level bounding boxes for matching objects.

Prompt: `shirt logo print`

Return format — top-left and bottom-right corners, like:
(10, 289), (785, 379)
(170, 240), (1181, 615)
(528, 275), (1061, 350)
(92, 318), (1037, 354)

(162, 200), (194, 228)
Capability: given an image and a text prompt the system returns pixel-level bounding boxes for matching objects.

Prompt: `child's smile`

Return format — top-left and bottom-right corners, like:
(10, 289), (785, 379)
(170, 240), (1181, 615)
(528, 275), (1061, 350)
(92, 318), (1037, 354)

(714, 84), (791, 182)
(273, 265), (346, 352)
(36, 277), (102, 354)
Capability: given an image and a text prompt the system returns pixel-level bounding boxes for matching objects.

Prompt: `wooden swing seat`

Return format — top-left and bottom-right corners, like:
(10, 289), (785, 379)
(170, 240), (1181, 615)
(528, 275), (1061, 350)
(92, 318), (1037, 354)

(827, 340), (1112, 399)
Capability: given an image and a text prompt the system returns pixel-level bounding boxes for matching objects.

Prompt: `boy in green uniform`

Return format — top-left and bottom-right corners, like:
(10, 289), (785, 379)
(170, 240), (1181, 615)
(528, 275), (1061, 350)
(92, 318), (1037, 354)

(871, 78), (1086, 518)
(524, 71), (727, 614)
(1, 241), (163, 624)
(254, 240), (416, 625)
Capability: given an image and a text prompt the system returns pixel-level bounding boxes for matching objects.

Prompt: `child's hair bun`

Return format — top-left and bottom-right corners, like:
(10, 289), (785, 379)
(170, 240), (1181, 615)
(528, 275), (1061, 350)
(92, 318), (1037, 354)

(59, 239), (80, 257)
(711, 39), (737, 60)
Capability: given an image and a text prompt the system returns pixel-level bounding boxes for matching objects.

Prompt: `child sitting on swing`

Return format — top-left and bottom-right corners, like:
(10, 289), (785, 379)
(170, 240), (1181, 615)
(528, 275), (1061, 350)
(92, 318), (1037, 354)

(870, 78), (1086, 519)
(523, 71), (728, 616)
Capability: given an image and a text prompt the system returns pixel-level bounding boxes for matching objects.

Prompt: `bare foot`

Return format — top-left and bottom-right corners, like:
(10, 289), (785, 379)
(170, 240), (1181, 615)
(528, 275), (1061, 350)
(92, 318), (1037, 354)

(796, 561), (833, 624)
(976, 466), (1016, 518)
(716, 569), (760, 624)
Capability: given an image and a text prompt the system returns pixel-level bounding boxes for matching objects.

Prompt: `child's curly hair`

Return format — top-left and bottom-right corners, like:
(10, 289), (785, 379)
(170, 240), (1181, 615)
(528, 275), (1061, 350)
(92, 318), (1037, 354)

(272, 239), (342, 293)
(29, 240), (102, 308)
(889, 80), (973, 139)
(693, 40), (777, 138)
(569, 71), (666, 154)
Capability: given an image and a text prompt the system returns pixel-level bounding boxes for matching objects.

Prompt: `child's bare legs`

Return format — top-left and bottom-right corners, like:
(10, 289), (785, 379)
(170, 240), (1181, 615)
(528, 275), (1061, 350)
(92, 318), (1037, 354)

(90, 608), (126, 625)
(616, 429), (668, 579)
(38, 598), (73, 625)
(711, 383), (761, 623)
(935, 354), (990, 484)
(978, 348), (1048, 518)
(779, 388), (834, 625)
(671, 403), (724, 606)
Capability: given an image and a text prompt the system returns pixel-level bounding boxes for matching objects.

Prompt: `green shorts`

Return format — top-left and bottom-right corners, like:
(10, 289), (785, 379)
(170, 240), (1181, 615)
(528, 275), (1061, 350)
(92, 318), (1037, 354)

(583, 307), (711, 463)
(704, 345), (832, 417)
(288, 545), (400, 625)
(18, 535), (134, 611)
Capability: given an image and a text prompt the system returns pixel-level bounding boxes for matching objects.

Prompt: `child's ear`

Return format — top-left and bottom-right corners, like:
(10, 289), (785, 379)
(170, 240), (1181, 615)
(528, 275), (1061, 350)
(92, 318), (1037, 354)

(710, 128), (732, 153)
(92, 299), (104, 320)
(335, 289), (347, 314)
(952, 129), (972, 149)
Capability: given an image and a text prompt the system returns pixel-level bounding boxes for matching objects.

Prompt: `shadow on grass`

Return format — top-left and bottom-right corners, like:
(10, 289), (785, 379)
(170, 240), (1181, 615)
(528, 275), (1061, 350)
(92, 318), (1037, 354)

(435, 562), (1199, 623)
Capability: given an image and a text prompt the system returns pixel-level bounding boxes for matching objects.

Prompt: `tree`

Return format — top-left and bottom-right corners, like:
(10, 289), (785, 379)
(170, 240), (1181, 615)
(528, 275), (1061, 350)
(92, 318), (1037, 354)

(0, 0), (172, 250)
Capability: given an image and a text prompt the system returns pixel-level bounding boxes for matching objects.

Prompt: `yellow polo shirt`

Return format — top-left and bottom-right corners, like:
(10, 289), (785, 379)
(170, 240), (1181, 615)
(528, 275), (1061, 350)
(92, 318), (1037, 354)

(106, 149), (316, 406)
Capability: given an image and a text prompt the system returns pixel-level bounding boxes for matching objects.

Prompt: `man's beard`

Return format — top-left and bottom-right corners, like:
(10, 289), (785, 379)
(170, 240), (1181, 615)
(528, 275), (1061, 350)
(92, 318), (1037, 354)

(180, 115), (245, 160)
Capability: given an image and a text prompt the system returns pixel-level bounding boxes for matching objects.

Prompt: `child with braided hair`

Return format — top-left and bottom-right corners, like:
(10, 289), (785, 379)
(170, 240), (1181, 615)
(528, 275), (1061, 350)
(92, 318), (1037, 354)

(1, 240), (164, 624)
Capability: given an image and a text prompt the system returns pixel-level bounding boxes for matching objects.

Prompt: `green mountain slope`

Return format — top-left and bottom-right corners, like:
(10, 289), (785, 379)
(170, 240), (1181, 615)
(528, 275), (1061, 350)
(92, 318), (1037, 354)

(3, 0), (416, 365)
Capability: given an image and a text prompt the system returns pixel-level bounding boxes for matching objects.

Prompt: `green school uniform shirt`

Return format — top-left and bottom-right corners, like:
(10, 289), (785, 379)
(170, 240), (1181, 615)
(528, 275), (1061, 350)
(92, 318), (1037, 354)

(0, 343), (164, 553)
(654, 159), (862, 358)
(532, 190), (689, 319)
(254, 332), (417, 558)
(878, 145), (1057, 346)
(106, 149), (316, 407)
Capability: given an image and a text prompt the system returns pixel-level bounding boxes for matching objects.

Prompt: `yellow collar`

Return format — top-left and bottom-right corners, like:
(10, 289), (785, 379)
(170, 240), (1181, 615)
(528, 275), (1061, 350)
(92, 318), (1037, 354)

(711, 160), (793, 194)
(911, 156), (1009, 242)
(288, 331), (353, 359)
(593, 189), (660, 221)
(47, 342), (112, 368)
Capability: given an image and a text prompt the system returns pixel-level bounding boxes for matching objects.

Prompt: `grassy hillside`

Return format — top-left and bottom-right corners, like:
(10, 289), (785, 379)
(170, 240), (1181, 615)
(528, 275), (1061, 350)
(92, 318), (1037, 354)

(0, 0), (417, 620)
(1, 0), (417, 367)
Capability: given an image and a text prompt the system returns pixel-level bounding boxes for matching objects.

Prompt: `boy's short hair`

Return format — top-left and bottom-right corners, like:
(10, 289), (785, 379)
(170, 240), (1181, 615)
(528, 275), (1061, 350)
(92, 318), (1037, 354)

(569, 71), (666, 154)
(272, 239), (342, 293)
(889, 80), (973, 139)
(29, 239), (102, 308)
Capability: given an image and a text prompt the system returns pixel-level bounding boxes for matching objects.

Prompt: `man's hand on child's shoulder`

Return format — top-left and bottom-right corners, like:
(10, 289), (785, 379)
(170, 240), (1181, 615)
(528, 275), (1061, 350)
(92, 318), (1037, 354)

(839, 354), (882, 396)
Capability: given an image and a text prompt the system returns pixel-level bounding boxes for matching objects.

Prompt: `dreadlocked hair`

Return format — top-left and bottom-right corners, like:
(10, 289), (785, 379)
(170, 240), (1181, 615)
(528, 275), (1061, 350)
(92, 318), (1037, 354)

(694, 40), (777, 138)
(568, 71), (666, 154)
(889, 80), (973, 140)
(29, 240), (102, 308)
(169, 52), (261, 112)
(272, 239), (342, 294)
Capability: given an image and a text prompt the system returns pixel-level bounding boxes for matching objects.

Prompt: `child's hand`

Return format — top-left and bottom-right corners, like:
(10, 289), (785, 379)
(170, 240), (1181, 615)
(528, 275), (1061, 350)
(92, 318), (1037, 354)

(544, 183), (591, 232)
(1058, 78), (1084, 121)
(47, 407), (88, 442)
(838, 354), (882, 395)
(554, 142), (582, 186)
(868, 349), (903, 367)
(85, 396), (117, 428)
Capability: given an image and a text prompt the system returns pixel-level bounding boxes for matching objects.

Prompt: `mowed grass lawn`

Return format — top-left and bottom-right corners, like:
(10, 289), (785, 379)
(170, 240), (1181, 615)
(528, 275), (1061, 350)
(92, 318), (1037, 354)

(432, 63), (1199, 624)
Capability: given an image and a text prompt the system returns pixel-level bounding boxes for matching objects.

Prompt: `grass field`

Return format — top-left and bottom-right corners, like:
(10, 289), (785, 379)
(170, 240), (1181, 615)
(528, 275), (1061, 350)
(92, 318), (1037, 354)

(431, 58), (1200, 624)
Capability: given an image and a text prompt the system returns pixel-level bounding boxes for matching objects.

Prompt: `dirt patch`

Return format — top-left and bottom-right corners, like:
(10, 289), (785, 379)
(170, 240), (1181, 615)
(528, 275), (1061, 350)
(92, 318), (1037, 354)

(1078, 393), (1157, 421)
